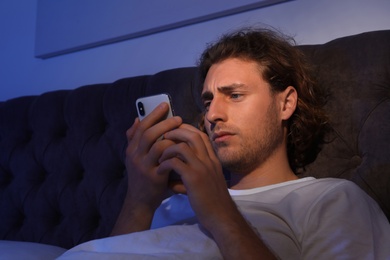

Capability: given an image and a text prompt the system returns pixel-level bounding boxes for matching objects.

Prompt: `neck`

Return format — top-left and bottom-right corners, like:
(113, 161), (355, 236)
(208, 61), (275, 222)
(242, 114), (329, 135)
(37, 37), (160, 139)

(228, 148), (297, 190)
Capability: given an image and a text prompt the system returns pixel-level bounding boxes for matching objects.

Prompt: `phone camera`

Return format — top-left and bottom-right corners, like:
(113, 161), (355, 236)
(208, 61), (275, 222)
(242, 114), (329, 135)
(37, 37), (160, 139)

(137, 102), (145, 116)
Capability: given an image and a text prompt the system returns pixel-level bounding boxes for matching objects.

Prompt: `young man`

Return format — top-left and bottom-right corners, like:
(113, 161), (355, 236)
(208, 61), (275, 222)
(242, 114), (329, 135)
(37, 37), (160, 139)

(61, 29), (390, 259)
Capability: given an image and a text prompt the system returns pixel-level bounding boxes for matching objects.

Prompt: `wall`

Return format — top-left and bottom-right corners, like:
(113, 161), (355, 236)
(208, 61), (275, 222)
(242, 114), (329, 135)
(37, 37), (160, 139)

(0, 0), (389, 101)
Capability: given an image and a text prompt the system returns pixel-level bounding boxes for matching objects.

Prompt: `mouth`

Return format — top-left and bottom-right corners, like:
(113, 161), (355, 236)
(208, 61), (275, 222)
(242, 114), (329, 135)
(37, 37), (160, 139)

(212, 131), (234, 143)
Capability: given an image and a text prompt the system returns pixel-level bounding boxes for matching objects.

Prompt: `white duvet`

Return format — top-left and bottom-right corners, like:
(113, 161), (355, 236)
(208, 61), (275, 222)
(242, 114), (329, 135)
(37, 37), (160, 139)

(57, 224), (222, 259)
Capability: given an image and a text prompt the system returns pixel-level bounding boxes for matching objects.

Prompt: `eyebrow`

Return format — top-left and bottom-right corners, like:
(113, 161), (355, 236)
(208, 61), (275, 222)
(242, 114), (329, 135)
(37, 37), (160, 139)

(201, 83), (247, 101)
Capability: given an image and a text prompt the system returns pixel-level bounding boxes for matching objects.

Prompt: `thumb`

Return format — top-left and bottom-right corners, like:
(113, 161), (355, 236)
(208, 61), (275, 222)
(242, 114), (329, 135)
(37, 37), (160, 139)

(169, 181), (187, 194)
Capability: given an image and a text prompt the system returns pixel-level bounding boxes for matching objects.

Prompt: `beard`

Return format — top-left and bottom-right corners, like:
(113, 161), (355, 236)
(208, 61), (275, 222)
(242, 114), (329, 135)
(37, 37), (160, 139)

(212, 101), (283, 174)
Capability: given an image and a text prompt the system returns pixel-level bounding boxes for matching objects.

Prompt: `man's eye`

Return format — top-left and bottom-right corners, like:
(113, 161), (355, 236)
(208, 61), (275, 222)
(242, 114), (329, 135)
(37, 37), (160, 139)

(231, 93), (242, 99)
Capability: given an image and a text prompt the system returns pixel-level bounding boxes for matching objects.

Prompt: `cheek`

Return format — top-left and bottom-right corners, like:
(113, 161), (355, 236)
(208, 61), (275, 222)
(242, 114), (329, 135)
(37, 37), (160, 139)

(234, 104), (262, 124)
(237, 105), (271, 132)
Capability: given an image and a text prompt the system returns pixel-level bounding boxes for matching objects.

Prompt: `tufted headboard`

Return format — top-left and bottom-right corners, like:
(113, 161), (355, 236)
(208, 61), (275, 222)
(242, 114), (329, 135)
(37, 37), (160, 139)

(298, 30), (390, 220)
(0, 30), (389, 249)
(0, 69), (202, 248)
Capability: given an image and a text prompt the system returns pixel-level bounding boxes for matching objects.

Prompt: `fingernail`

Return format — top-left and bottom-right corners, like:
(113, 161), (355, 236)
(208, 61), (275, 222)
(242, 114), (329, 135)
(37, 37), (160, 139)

(173, 116), (182, 123)
(159, 102), (168, 109)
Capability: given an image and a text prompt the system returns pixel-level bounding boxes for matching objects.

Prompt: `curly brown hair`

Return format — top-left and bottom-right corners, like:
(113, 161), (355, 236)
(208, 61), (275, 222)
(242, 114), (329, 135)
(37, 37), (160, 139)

(197, 28), (330, 173)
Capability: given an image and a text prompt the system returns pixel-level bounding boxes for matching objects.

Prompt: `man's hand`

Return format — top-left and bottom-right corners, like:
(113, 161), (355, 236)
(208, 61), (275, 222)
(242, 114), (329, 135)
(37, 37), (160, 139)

(111, 103), (182, 236)
(158, 124), (276, 259)
(125, 103), (182, 210)
(158, 124), (231, 226)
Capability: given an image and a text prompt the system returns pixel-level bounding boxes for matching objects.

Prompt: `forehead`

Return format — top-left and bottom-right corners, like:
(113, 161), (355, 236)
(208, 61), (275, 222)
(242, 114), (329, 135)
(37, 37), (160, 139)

(202, 58), (266, 94)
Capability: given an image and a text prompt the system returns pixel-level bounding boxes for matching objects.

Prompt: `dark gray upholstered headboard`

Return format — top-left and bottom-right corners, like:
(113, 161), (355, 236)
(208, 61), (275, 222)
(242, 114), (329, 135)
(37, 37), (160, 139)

(298, 30), (390, 219)
(0, 30), (389, 249)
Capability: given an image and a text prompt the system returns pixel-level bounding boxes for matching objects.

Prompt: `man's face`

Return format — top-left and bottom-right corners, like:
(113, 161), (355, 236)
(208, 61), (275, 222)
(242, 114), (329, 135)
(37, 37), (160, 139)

(202, 58), (284, 174)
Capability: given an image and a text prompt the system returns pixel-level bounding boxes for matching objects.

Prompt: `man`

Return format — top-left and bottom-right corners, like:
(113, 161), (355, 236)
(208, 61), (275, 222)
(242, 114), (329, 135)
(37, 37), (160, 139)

(60, 28), (390, 259)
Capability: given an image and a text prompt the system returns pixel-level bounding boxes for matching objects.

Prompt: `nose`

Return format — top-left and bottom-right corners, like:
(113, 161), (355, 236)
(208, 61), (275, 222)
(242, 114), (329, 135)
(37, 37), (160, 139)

(205, 97), (227, 125)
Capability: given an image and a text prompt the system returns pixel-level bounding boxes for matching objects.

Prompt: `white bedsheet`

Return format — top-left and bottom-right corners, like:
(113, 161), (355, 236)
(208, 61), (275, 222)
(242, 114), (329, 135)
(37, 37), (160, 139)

(57, 224), (222, 259)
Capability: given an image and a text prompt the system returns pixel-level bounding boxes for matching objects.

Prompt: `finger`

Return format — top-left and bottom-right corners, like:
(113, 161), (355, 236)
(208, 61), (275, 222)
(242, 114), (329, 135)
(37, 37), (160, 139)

(163, 126), (213, 161)
(169, 181), (187, 194)
(145, 138), (177, 167)
(180, 124), (220, 163)
(131, 102), (170, 142)
(158, 136), (224, 185)
(139, 102), (170, 125)
(198, 130), (219, 163)
(179, 124), (219, 162)
(126, 117), (140, 142)
(137, 116), (182, 154)
(159, 143), (206, 172)
(158, 156), (188, 178)
(131, 102), (182, 154)
(125, 118), (142, 157)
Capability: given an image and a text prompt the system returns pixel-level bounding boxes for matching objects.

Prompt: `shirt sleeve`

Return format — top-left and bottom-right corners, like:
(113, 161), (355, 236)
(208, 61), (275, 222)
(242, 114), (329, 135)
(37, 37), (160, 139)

(301, 180), (390, 259)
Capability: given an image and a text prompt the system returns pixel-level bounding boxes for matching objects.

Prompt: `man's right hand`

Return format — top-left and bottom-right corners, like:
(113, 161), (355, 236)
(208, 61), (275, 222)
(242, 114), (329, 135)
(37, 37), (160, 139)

(111, 102), (182, 236)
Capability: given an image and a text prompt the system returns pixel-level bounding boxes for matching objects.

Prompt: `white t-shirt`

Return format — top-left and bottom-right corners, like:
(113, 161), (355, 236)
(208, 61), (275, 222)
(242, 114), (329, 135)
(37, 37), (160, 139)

(229, 177), (390, 259)
(59, 177), (390, 259)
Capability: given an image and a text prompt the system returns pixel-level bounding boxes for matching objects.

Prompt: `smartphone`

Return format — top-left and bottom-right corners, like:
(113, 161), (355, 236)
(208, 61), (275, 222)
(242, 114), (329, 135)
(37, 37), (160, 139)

(136, 93), (174, 121)
(135, 94), (181, 181)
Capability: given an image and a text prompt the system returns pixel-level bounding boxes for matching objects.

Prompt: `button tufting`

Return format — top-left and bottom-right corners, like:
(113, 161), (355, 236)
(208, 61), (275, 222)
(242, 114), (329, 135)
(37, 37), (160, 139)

(0, 169), (13, 186)
(53, 212), (63, 226)
(58, 127), (67, 138)
(38, 170), (47, 183)
(13, 211), (25, 228)
(91, 214), (101, 229)
(349, 155), (362, 168)
(23, 130), (33, 144)
(76, 170), (84, 181)
(104, 122), (110, 132)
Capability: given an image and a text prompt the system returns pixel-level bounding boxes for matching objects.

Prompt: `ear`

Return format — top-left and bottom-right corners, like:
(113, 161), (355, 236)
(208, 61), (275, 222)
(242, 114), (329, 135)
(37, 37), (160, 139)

(278, 86), (297, 120)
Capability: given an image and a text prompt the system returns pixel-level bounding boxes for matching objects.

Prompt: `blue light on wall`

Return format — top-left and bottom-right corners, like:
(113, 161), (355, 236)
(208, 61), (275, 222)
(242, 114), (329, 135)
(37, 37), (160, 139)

(35, 0), (291, 59)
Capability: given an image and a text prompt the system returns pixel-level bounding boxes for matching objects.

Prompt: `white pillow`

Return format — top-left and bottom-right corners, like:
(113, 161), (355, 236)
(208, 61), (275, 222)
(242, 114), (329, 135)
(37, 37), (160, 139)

(0, 240), (67, 260)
